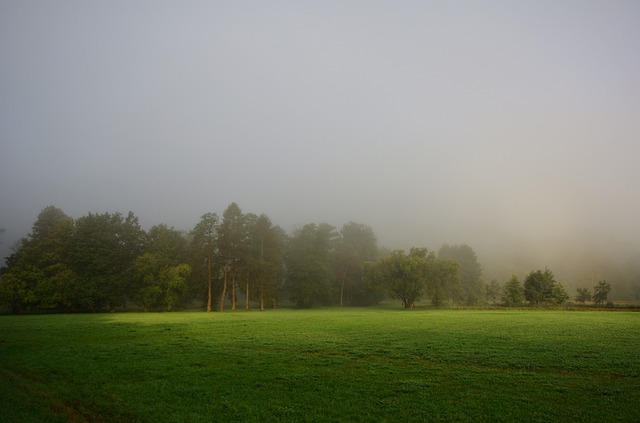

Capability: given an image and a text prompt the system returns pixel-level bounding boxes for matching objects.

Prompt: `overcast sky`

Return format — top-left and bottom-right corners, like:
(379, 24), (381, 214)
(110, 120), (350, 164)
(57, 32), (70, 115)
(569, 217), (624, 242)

(1, 1), (639, 280)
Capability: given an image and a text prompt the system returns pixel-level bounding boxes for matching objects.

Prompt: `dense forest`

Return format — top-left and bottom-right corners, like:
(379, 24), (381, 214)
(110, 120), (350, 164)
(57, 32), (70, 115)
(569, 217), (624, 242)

(0, 204), (613, 314)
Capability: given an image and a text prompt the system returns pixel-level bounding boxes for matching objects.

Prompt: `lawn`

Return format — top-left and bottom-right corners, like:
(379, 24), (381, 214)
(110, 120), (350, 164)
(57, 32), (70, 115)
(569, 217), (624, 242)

(1, 308), (639, 422)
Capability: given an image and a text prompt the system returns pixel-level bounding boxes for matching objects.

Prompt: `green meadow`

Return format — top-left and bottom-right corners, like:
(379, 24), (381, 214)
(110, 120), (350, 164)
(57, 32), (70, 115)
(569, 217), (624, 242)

(1, 308), (639, 422)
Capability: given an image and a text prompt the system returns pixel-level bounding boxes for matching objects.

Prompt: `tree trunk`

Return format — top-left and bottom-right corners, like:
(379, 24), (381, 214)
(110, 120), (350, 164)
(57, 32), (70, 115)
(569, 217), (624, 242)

(206, 253), (212, 312)
(340, 273), (346, 307)
(245, 277), (250, 310)
(231, 273), (236, 311)
(260, 287), (265, 311)
(219, 269), (227, 312)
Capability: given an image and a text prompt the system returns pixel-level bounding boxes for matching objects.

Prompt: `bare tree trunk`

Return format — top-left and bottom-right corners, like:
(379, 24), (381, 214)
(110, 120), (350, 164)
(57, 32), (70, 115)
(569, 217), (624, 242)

(219, 269), (227, 312)
(231, 273), (236, 311)
(340, 273), (346, 307)
(245, 277), (250, 310)
(260, 287), (264, 311)
(206, 253), (212, 312)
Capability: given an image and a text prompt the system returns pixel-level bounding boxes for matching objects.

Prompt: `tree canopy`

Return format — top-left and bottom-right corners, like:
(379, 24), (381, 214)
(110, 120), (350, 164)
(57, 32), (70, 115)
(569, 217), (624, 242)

(0, 204), (619, 313)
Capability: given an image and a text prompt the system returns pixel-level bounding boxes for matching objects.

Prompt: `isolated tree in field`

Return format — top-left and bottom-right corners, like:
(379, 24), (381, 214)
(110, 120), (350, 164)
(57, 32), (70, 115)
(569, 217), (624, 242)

(502, 275), (524, 306)
(189, 212), (219, 312)
(575, 287), (591, 304)
(333, 222), (379, 306)
(523, 268), (556, 306)
(370, 248), (430, 309)
(592, 280), (611, 306)
(285, 223), (337, 307)
(438, 244), (483, 305)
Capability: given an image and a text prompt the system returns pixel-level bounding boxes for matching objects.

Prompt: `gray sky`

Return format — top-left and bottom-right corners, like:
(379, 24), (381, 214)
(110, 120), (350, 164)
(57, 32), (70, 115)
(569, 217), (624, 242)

(1, 1), (639, 284)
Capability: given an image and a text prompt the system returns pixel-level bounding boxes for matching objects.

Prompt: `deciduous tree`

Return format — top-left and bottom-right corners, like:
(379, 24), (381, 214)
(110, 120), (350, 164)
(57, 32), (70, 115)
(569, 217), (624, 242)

(502, 275), (524, 306)
(0, 206), (78, 312)
(438, 244), (483, 305)
(551, 282), (569, 305)
(189, 212), (219, 312)
(70, 211), (146, 311)
(523, 268), (556, 306)
(333, 222), (379, 306)
(285, 223), (337, 307)
(592, 280), (611, 306)
(575, 287), (591, 304)
(246, 214), (286, 310)
(370, 248), (430, 309)
(218, 203), (248, 311)
(485, 280), (502, 305)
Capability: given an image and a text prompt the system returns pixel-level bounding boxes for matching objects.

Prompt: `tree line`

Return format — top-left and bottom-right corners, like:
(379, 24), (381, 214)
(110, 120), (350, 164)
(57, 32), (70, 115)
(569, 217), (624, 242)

(0, 204), (612, 313)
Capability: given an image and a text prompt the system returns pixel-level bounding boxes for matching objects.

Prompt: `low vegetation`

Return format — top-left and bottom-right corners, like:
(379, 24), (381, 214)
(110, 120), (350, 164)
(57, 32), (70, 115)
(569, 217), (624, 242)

(1, 308), (639, 422)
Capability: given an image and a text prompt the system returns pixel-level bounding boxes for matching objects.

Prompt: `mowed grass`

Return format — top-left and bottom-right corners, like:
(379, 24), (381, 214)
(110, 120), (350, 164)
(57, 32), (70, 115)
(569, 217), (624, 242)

(1, 308), (639, 422)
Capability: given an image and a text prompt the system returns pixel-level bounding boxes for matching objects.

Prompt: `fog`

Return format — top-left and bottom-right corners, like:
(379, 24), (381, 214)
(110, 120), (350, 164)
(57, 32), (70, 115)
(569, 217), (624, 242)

(1, 1), (639, 294)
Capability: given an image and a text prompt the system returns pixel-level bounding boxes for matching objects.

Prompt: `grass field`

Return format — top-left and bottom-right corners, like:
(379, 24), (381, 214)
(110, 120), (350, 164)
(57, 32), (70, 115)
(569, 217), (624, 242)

(1, 308), (639, 422)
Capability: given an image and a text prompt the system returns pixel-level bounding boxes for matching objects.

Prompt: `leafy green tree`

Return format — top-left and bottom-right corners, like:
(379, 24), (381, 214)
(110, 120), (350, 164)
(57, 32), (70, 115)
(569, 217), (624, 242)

(217, 203), (249, 311)
(70, 211), (146, 311)
(523, 268), (556, 306)
(485, 280), (502, 305)
(438, 244), (483, 305)
(592, 280), (611, 306)
(333, 222), (379, 306)
(147, 224), (188, 261)
(502, 275), (524, 306)
(132, 224), (190, 311)
(188, 212), (219, 312)
(133, 252), (191, 311)
(425, 257), (459, 307)
(551, 282), (569, 305)
(246, 214), (286, 310)
(575, 287), (591, 304)
(285, 223), (337, 307)
(369, 248), (429, 309)
(0, 262), (43, 313)
(0, 206), (79, 312)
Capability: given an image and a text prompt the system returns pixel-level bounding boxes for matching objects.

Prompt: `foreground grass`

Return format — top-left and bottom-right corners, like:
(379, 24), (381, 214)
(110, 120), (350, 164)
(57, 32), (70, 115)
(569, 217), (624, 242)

(1, 308), (639, 422)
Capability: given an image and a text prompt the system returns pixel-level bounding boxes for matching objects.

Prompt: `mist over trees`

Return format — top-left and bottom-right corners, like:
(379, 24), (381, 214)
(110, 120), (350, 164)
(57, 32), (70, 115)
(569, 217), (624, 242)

(0, 204), (626, 314)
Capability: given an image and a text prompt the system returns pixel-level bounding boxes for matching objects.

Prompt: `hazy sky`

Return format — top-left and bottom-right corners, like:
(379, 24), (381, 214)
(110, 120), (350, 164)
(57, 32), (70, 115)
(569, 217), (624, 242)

(1, 1), (639, 280)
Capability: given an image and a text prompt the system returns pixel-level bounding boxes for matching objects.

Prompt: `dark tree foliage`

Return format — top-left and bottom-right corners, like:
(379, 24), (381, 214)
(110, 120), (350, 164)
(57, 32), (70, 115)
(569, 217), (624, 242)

(575, 287), (591, 304)
(592, 280), (611, 306)
(217, 203), (250, 311)
(285, 223), (337, 307)
(246, 214), (286, 310)
(502, 275), (524, 306)
(522, 268), (570, 306)
(70, 212), (146, 311)
(523, 268), (555, 305)
(485, 280), (502, 305)
(132, 225), (191, 311)
(0, 206), (77, 313)
(188, 212), (219, 312)
(333, 222), (381, 306)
